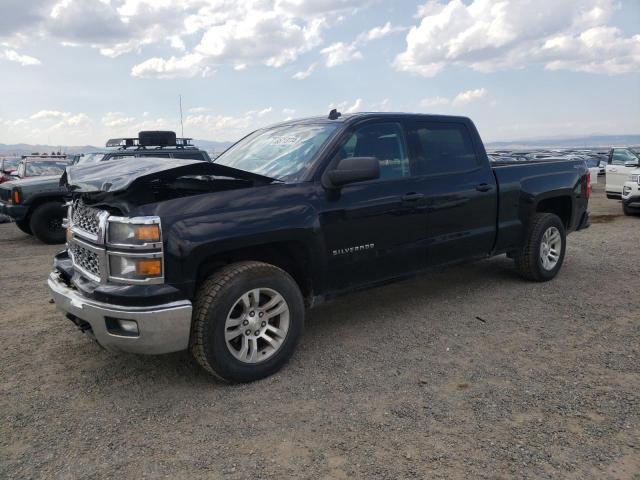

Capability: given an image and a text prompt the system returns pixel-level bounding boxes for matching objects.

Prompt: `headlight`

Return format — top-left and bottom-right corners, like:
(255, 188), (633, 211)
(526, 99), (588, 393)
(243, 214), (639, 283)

(106, 216), (164, 284)
(107, 216), (161, 247)
(108, 253), (163, 283)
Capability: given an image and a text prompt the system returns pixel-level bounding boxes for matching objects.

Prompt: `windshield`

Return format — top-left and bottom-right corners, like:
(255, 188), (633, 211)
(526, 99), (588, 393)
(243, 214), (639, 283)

(25, 160), (69, 176)
(215, 123), (338, 182)
(75, 153), (106, 165)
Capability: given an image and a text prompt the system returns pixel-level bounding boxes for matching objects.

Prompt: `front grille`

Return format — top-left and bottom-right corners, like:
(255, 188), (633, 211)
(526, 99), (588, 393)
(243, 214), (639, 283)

(71, 200), (102, 237)
(0, 188), (10, 202)
(69, 242), (101, 280)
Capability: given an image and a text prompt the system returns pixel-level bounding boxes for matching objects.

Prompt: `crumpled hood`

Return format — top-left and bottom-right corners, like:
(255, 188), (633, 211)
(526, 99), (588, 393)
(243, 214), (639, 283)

(61, 157), (277, 193)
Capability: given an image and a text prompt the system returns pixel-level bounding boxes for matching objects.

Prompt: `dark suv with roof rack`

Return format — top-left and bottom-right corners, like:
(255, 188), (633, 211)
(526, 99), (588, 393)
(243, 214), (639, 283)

(0, 131), (210, 244)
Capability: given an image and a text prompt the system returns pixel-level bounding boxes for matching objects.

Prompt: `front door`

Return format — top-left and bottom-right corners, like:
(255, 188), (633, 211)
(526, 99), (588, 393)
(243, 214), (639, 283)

(318, 121), (428, 292)
(606, 148), (639, 196)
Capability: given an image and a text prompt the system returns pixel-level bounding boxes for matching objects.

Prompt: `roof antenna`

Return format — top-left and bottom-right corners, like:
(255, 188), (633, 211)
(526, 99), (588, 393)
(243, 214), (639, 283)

(179, 94), (184, 137)
(328, 108), (341, 120)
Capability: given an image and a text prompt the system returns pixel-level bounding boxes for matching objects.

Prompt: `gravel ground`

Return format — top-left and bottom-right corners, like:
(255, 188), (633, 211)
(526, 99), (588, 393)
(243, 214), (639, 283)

(1, 183), (638, 479)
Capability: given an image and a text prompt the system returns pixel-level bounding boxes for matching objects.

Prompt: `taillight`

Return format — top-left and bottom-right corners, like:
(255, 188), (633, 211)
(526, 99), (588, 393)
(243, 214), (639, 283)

(585, 171), (591, 199)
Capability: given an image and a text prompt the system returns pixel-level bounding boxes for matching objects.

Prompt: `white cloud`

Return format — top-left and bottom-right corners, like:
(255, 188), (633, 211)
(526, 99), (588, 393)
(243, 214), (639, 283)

(420, 96), (450, 108)
(452, 87), (487, 106)
(356, 21), (404, 43)
(420, 88), (488, 108)
(102, 112), (136, 128)
(131, 53), (209, 78)
(1, 48), (41, 66)
(321, 41), (362, 67)
(318, 22), (403, 68)
(125, 1), (365, 78)
(330, 98), (363, 113)
(395, 0), (640, 76)
(292, 62), (317, 80)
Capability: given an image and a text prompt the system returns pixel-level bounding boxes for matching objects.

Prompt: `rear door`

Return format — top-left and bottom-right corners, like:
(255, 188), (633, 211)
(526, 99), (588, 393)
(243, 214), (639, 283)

(406, 120), (497, 266)
(606, 148), (639, 195)
(319, 121), (429, 291)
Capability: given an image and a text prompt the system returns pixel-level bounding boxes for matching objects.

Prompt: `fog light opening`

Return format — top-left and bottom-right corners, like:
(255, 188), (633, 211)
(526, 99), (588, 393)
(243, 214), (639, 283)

(105, 317), (139, 337)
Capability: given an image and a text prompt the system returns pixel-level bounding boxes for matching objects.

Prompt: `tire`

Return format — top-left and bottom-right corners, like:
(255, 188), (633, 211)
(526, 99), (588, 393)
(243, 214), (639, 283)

(29, 202), (67, 244)
(191, 261), (305, 382)
(15, 218), (32, 235)
(514, 213), (566, 282)
(623, 205), (638, 216)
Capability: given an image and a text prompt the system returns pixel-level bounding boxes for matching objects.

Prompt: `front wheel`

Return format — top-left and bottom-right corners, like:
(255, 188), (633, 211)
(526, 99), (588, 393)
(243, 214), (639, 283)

(514, 213), (566, 282)
(623, 204), (637, 216)
(191, 261), (305, 382)
(29, 202), (66, 244)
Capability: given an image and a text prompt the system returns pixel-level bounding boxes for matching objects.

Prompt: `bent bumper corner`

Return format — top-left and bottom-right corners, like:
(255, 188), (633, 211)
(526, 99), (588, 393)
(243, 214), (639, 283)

(47, 271), (193, 354)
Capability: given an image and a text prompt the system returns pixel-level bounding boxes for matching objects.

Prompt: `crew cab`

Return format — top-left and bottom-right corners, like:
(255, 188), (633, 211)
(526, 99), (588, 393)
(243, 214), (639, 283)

(48, 112), (591, 382)
(605, 147), (640, 199)
(622, 168), (640, 216)
(0, 132), (211, 244)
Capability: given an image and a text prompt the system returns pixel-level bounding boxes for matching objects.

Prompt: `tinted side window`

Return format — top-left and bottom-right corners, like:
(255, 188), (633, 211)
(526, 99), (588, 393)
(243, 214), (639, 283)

(337, 123), (410, 180)
(611, 149), (633, 166)
(411, 123), (478, 175)
(172, 152), (206, 160)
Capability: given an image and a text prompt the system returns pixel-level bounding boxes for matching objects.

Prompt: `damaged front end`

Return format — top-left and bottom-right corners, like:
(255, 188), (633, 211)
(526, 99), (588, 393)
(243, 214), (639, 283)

(61, 157), (279, 213)
(50, 157), (279, 353)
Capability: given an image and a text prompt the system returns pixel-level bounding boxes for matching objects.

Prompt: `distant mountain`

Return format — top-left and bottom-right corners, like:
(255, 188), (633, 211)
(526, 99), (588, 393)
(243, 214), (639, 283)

(0, 139), (233, 156)
(486, 134), (640, 149)
(0, 143), (102, 156)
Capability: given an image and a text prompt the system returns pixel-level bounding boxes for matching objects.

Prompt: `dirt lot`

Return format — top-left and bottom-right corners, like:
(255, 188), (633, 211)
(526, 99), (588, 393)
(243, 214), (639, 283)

(1, 183), (638, 479)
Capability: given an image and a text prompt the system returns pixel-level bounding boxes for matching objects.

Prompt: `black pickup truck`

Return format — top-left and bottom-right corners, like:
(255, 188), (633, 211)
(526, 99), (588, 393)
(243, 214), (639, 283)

(48, 113), (591, 382)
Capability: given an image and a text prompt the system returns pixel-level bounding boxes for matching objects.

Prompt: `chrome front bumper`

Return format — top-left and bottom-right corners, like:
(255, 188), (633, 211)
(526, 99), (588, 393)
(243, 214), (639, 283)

(48, 272), (193, 354)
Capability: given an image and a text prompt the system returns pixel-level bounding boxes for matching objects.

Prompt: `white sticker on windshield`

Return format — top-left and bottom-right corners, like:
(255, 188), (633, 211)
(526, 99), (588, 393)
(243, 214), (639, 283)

(269, 135), (299, 146)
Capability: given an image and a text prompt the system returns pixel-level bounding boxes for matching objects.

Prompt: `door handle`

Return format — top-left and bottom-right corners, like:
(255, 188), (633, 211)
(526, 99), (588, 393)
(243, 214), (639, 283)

(401, 192), (425, 202)
(476, 183), (493, 192)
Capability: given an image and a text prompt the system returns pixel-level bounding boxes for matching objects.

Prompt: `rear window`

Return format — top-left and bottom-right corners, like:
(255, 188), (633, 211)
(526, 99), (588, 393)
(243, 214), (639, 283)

(25, 160), (69, 176)
(411, 123), (478, 175)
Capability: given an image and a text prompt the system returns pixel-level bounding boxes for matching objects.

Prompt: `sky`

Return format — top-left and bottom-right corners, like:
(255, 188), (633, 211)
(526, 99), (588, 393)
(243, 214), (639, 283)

(0, 0), (639, 146)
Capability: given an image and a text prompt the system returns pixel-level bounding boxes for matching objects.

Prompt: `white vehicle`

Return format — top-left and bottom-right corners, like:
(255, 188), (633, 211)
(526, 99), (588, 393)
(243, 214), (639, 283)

(621, 168), (640, 216)
(606, 147), (640, 199)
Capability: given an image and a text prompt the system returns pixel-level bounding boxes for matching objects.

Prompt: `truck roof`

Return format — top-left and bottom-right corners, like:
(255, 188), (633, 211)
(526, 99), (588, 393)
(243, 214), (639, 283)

(265, 112), (473, 129)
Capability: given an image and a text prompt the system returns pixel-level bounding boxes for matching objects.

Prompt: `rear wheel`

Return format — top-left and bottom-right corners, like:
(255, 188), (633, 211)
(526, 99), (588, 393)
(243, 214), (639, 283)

(29, 202), (66, 244)
(191, 261), (304, 382)
(15, 218), (32, 235)
(514, 213), (566, 282)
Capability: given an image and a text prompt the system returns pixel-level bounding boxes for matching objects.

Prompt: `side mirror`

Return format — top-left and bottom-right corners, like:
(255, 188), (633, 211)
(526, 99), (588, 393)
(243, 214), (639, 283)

(624, 160), (639, 168)
(324, 157), (380, 188)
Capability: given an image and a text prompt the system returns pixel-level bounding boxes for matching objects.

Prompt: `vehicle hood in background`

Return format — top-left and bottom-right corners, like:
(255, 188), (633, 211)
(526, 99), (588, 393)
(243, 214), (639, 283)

(0, 175), (61, 189)
(61, 157), (278, 193)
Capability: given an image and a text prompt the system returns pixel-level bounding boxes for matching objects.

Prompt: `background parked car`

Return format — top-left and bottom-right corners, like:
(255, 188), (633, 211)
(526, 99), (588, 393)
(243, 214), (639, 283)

(621, 167), (640, 216)
(0, 132), (211, 244)
(605, 147), (640, 199)
(0, 157), (21, 183)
